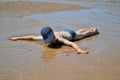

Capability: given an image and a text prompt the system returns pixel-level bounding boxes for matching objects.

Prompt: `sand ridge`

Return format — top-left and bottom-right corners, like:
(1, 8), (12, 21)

(0, 2), (89, 18)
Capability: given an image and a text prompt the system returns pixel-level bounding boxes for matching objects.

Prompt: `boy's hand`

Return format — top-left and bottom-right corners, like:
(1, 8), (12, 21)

(77, 49), (89, 54)
(9, 37), (18, 41)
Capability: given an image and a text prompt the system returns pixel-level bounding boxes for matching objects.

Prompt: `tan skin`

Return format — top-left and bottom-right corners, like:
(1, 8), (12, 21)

(9, 27), (99, 54)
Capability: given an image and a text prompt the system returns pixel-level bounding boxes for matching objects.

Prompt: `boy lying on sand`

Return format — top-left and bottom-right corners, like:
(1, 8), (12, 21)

(10, 26), (99, 54)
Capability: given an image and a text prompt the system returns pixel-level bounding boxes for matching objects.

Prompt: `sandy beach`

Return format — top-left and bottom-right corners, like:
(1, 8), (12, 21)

(0, 0), (120, 80)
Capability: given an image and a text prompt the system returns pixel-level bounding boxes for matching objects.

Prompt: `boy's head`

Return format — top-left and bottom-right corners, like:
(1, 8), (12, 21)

(41, 26), (54, 44)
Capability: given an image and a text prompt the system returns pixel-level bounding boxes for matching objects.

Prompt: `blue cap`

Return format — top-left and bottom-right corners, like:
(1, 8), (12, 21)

(41, 26), (54, 44)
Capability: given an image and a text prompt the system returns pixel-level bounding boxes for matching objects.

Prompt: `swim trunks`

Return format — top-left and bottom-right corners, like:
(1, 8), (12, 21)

(63, 29), (76, 40)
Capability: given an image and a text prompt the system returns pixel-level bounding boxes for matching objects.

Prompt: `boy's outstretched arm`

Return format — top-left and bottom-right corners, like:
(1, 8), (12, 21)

(58, 38), (88, 54)
(9, 35), (43, 41)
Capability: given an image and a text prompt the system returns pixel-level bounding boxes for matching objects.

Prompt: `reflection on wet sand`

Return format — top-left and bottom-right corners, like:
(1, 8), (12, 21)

(41, 48), (59, 62)
(41, 42), (76, 62)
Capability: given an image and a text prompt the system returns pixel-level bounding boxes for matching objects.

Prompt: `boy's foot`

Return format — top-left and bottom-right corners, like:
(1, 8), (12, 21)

(90, 27), (99, 34)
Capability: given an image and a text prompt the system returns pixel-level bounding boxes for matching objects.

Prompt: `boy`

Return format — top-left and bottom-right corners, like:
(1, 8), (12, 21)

(10, 26), (99, 54)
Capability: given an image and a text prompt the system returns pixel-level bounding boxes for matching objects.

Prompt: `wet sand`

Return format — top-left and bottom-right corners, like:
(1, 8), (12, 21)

(0, 1), (120, 80)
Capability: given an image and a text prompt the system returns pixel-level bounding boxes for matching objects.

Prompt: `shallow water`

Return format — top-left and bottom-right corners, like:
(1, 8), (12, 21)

(0, 0), (120, 80)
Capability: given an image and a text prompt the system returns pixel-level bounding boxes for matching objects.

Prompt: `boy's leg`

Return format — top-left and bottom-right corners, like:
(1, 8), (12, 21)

(75, 27), (98, 40)
(76, 29), (89, 33)
(75, 28), (91, 40)
(82, 28), (99, 37)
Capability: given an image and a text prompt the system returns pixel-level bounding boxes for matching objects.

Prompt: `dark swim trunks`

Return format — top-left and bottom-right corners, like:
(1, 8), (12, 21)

(63, 29), (76, 40)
